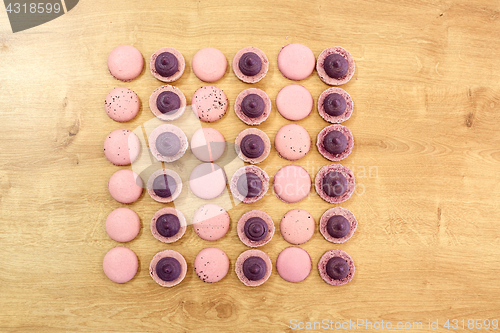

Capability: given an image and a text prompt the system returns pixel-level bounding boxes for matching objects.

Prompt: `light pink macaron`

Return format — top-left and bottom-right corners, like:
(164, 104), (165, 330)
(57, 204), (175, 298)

(103, 129), (141, 166)
(190, 127), (226, 162)
(316, 46), (355, 86)
(102, 246), (138, 283)
(191, 86), (229, 123)
(194, 247), (230, 283)
(315, 164), (355, 204)
(230, 165), (269, 203)
(274, 124), (311, 161)
(319, 207), (357, 244)
(189, 163), (227, 200)
(150, 47), (185, 82)
(273, 165), (311, 203)
(277, 44), (315, 81)
(280, 209), (315, 245)
(232, 46), (269, 83)
(234, 88), (272, 125)
(236, 210), (275, 247)
(105, 207), (141, 242)
(192, 47), (227, 82)
(276, 84), (313, 121)
(104, 87), (140, 122)
(148, 124), (188, 162)
(318, 249), (355, 286)
(192, 204), (230, 241)
(317, 87), (354, 123)
(317, 124), (354, 161)
(149, 250), (187, 287)
(150, 207), (187, 243)
(235, 128), (271, 164)
(107, 45), (144, 82)
(149, 85), (187, 121)
(146, 168), (182, 203)
(276, 246), (312, 283)
(108, 169), (143, 204)
(235, 249), (272, 287)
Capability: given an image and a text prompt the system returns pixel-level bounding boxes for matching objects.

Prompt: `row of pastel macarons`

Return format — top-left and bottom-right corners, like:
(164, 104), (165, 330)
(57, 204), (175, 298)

(107, 44), (355, 85)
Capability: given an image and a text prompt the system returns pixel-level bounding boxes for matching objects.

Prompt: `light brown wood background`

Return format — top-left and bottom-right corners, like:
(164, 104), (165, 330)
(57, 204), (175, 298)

(1, 0), (500, 332)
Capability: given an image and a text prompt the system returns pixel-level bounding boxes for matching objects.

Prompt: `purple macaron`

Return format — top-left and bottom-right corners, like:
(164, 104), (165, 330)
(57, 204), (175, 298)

(319, 207), (357, 244)
(148, 124), (188, 162)
(149, 85), (187, 121)
(317, 124), (354, 161)
(146, 168), (182, 203)
(236, 210), (275, 247)
(235, 128), (271, 164)
(230, 165), (269, 203)
(318, 249), (355, 286)
(150, 207), (187, 243)
(316, 46), (355, 86)
(235, 249), (272, 287)
(234, 88), (271, 125)
(315, 164), (355, 204)
(317, 87), (354, 123)
(150, 47), (185, 82)
(232, 46), (269, 83)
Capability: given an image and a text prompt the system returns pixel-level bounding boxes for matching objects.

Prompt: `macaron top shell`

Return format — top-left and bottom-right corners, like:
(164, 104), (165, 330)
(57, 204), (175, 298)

(276, 247), (312, 283)
(276, 84), (313, 121)
(102, 246), (138, 283)
(149, 250), (187, 287)
(316, 46), (355, 86)
(317, 87), (354, 123)
(192, 47), (227, 82)
(192, 204), (230, 241)
(273, 165), (311, 204)
(235, 128), (271, 164)
(194, 247), (230, 283)
(103, 129), (141, 166)
(274, 124), (311, 161)
(235, 249), (272, 287)
(191, 86), (229, 123)
(104, 87), (140, 122)
(236, 210), (275, 247)
(148, 124), (188, 162)
(150, 207), (187, 243)
(190, 127), (226, 162)
(189, 163), (227, 200)
(107, 45), (144, 82)
(150, 47), (185, 82)
(146, 168), (183, 203)
(234, 88), (272, 125)
(232, 46), (269, 83)
(318, 249), (355, 286)
(317, 124), (354, 162)
(108, 169), (143, 204)
(149, 85), (187, 121)
(277, 44), (315, 81)
(280, 209), (315, 245)
(315, 164), (355, 204)
(105, 207), (141, 243)
(319, 206), (357, 244)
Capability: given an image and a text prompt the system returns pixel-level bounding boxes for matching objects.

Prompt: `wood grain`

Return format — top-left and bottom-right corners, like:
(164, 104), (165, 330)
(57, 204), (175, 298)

(1, 0), (500, 332)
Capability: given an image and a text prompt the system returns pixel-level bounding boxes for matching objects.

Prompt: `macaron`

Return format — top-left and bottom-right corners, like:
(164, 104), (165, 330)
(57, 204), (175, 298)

(319, 207), (357, 244)
(315, 164), (355, 204)
(318, 249), (355, 286)
(234, 88), (271, 125)
(150, 47), (185, 82)
(235, 249), (272, 287)
(150, 207), (187, 243)
(316, 46), (355, 86)
(105, 208), (141, 243)
(192, 47), (227, 82)
(103, 129), (141, 166)
(317, 124), (354, 161)
(102, 246), (138, 283)
(146, 168), (182, 203)
(194, 247), (230, 283)
(276, 84), (313, 121)
(107, 45), (144, 82)
(232, 46), (269, 83)
(276, 247), (312, 283)
(192, 204), (230, 241)
(189, 163), (227, 200)
(104, 87), (140, 122)
(108, 169), (143, 204)
(274, 124), (311, 161)
(280, 209), (315, 245)
(273, 165), (311, 203)
(317, 87), (354, 123)
(191, 86), (229, 123)
(236, 210), (274, 247)
(190, 127), (226, 162)
(235, 128), (271, 164)
(277, 43), (315, 81)
(149, 85), (187, 121)
(149, 250), (187, 287)
(148, 124), (188, 162)
(230, 165), (269, 204)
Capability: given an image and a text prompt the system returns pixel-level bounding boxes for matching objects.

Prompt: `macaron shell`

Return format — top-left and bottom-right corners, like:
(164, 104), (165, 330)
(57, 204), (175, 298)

(235, 249), (272, 287)
(103, 129), (141, 166)
(319, 207), (357, 244)
(280, 209), (315, 245)
(146, 168), (183, 203)
(277, 44), (315, 81)
(108, 169), (143, 204)
(273, 165), (311, 204)
(189, 163), (227, 200)
(315, 164), (355, 204)
(105, 208), (141, 243)
(104, 87), (140, 122)
(190, 127), (226, 162)
(107, 45), (144, 82)
(230, 165), (269, 204)
(192, 47), (227, 82)
(150, 207), (187, 243)
(149, 85), (187, 121)
(192, 204), (230, 241)
(316, 46), (355, 86)
(317, 87), (354, 123)
(149, 250), (187, 287)
(317, 124), (354, 161)
(148, 124), (188, 162)
(318, 249), (355, 286)
(236, 210), (275, 247)
(276, 84), (313, 121)
(150, 47), (185, 82)
(102, 247), (138, 283)
(191, 86), (229, 123)
(234, 88), (271, 125)
(232, 46), (269, 83)
(194, 247), (230, 283)
(234, 128), (271, 164)
(274, 124), (311, 161)
(276, 247), (312, 283)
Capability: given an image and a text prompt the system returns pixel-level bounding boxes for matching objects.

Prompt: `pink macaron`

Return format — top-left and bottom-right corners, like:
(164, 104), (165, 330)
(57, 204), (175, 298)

(150, 47), (185, 82)
(316, 46), (355, 86)
(235, 249), (272, 287)
(104, 87), (140, 122)
(150, 207), (187, 243)
(190, 127), (226, 162)
(146, 168), (182, 203)
(103, 129), (141, 166)
(105, 208), (141, 243)
(317, 87), (354, 123)
(276, 84), (313, 121)
(318, 249), (355, 286)
(192, 204), (230, 241)
(194, 247), (230, 283)
(274, 124), (311, 161)
(189, 163), (227, 200)
(277, 44), (315, 81)
(317, 124), (354, 161)
(315, 164), (355, 204)
(319, 207), (357, 244)
(230, 165), (269, 204)
(280, 209), (315, 245)
(234, 88), (272, 125)
(148, 124), (188, 162)
(107, 45), (144, 82)
(236, 210), (275, 247)
(276, 247), (312, 283)
(235, 128), (271, 164)
(232, 46), (269, 83)
(149, 250), (187, 287)
(149, 85), (187, 121)
(108, 169), (143, 204)
(273, 165), (311, 203)
(191, 86), (229, 123)
(102, 246), (138, 283)
(192, 47), (227, 82)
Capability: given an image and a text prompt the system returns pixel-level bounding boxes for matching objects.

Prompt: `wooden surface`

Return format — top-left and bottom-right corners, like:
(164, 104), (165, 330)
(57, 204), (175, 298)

(1, 0), (500, 332)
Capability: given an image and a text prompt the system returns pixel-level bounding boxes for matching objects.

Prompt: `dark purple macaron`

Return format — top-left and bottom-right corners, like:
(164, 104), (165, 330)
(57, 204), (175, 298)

(150, 207), (187, 243)
(147, 169), (182, 203)
(156, 256), (182, 281)
(319, 207), (357, 244)
(235, 249), (272, 286)
(232, 47), (269, 83)
(316, 46), (355, 86)
(235, 128), (271, 164)
(317, 87), (354, 123)
(150, 47), (185, 83)
(230, 165), (270, 203)
(156, 213), (180, 238)
(236, 210), (275, 247)
(317, 124), (354, 162)
(315, 164), (355, 204)
(234, 88), (271, 125)
(242, 256), (267, 281)
(149, 250), (187, 287)
(149, 85), (187, 121)
(318, 249), (355, 286)
(149, 124), (188, 162)
(244, 217), (268, 241)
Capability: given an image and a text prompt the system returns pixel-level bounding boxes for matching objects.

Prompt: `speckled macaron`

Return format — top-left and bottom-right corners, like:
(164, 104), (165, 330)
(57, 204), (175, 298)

(150, 207), (187, 243)
(189, 163), (227, 200)
(104, 87), (140, 122)
(146, 168), (182, 203)
(191, 86), (229, 123)
(274, 124), (311, 161)
(105, 208), (141, 243)
(234, 88), (271, 125)
(192, 47), (227, 82)
(150, 47), (185, 82)
(276, 247), (312, 283)
(149, 85), (187, 121)
(276, 84), (313, 121)
(108, 169), (143, 204)
(317, 87), (353, 123)
(315, 164), (355, 204)
(236, 210), (274, 247)
(318, 249), (355, 286)
(317, 124), (354, 161)
(316, 46), (355, 86)
(149, 250), (187, 287)
(148, 124), (188, 162)
(277, 44), (315, 81)
(319, 207), (357, 244)
(194, 247), (230, 283)
(230, 165), (269, 204)
(280, 209), (315, 245)
(232, 46), (269, 83)
(235, 249), (272, 287)
(192, 204), (230, 241)
(235, 128), (271, 164)
(190, 127), (226, 162)
(273, 165), (311, 204)
(103, 246), (138, 283)
(107, 45), (144, 82)
(103, 129), (141, 166)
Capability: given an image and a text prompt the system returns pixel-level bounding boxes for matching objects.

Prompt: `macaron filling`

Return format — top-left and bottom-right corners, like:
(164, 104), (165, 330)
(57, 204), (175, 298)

(323, 130), (347, 155)
(238, 52), (262, 76)
(323, 93), (347, 117)
(156, 257), (181, 282)
(326, 215), (350, 238)
(156, 213), (180, 238)
(155, 52), (179, 77)
(152, 174), (177, 198)
(244, 217), (268, 241)
(237, 172), (263, 198)
(242, 256), (267, 281)
(240, 134), (265, 159)
(324, 53), (348, 79)
(326, 257), (349, 280)
(241, 94), (265, 118)
(321, 171), (347, 197)
(155, 132), (181, 156)
(157, 91), (181, 114)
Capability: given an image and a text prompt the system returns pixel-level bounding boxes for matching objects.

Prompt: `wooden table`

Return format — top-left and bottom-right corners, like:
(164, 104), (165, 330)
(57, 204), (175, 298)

(1, 0), (500, 332)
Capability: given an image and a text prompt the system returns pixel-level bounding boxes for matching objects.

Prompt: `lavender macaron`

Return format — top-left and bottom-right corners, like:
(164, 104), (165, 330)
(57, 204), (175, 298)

(149, 85), (187, 121)
(317, 124), (354, 161)
(230, 165), (269, 203)
(150, 47), (185, 82)
(318, 249), (355, 286)
(315, 164), (355, 204)
(317, 87), (353, 123)
(232, 46), (269, 83)
(146, 168), (182, 203)
(148, 124), (188, 162)
(150, 250), (187, 287)
(235, 249), (272, 287)
(316, 46), (355, 86)
(234, 88), (271, 125)
(235, 128), (271, 164)
(150, 207), (187, 243)
(236, 210), (274, 247)
(319, 207), (357, 244)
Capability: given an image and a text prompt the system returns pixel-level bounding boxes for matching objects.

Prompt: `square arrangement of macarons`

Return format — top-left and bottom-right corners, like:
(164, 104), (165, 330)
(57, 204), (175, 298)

(102, 43), (357, 287)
